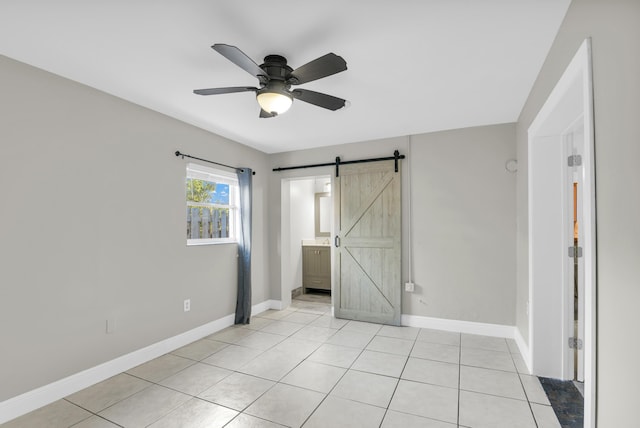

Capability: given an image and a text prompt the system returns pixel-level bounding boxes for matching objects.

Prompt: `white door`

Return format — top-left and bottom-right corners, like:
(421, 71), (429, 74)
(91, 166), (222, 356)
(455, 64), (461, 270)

(333, 161), (401, 325)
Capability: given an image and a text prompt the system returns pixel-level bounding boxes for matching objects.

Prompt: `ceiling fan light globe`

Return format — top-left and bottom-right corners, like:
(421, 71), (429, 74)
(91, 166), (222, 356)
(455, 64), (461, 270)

(257, 91), (293, 115)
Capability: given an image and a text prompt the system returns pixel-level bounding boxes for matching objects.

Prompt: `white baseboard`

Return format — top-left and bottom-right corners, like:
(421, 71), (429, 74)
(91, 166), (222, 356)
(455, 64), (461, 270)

(513, 326), (532, 374)
(261, 299), (282, 311)
(0, 300), (275, 425)
(401, 314), (516, 339)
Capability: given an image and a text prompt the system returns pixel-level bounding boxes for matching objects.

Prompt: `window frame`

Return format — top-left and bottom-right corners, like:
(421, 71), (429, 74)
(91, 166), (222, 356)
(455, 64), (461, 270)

(186, 162), (239, 246)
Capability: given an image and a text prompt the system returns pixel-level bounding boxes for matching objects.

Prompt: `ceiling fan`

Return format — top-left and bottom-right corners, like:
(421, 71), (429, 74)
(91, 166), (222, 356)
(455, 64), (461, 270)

(193, 44), (348, 118)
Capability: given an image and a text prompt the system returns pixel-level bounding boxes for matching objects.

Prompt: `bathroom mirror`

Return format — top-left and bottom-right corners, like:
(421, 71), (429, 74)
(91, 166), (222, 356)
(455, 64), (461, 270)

(315, 192), (331, 237)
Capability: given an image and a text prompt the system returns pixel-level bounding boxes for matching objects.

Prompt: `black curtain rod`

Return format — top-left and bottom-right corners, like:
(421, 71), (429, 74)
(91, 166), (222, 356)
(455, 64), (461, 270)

(273, 150), (406, 177)
(175, 151), (255, 175)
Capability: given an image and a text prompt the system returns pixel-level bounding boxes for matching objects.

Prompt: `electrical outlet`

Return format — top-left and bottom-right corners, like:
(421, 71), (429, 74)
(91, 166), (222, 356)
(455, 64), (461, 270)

(184, 299), (191, 312)
(405, 282), (415, 292)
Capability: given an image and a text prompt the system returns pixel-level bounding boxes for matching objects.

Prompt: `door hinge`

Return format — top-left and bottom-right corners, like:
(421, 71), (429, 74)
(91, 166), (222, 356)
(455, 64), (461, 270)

(568, 337), (583, 350)
(568, 246), (583, 258)
(568, 154), (582, 167)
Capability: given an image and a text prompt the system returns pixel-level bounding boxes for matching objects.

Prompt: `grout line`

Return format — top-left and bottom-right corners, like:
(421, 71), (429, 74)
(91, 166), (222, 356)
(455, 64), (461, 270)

(222, 412), (282, 427)
(281, 309), (362, 427)
(61, 399), (121, 428)
(219, 308), (324, 426)
(511, 343), (540, 428)
(378, 330), (419, 427)
(131, 306), (316, 426)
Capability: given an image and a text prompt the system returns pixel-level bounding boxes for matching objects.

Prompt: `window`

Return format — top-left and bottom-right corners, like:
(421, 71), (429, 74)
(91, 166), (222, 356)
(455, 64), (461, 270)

(186, 163), (239, 245)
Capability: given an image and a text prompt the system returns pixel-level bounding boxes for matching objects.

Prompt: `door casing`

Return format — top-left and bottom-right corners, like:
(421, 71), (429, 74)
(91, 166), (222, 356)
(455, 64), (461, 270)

(527, 38), (596, 427)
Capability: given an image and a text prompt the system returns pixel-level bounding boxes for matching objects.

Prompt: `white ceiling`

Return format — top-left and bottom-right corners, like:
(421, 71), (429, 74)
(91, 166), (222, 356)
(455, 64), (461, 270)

(0, 1), (570, 154)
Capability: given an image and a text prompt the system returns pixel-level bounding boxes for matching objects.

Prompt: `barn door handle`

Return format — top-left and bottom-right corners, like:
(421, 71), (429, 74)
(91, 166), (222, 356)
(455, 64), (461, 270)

(335, 235), (340, 248)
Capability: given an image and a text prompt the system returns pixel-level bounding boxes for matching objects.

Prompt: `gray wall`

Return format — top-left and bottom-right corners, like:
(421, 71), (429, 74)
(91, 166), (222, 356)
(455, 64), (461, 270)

(514, 0), (640, 425)
(0, 55), (270, 401)
(409, 125), (516, 324)
(269, 124), (517, 325)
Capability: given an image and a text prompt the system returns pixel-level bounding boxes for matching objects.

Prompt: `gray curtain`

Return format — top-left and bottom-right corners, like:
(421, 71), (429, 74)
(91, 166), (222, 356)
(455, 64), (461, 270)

(235, 168), (252, 324)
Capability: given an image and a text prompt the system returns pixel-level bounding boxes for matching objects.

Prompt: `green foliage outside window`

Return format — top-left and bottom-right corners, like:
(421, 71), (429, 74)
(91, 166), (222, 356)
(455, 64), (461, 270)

(186, 178), (230, 239)
(186, 178), (216, 203)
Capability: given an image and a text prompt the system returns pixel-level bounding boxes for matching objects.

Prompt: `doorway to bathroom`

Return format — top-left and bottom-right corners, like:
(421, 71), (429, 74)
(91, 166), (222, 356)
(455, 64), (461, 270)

(281, 175), (333, 307)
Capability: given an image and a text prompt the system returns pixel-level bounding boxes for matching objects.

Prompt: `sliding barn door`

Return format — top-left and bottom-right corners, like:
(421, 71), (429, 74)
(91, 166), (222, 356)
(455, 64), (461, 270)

(333, 161), (401, 325)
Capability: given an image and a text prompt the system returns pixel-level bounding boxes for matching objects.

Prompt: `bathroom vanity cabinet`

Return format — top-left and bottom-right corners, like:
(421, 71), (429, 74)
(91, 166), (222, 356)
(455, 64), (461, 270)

(302, 245), (331, 292)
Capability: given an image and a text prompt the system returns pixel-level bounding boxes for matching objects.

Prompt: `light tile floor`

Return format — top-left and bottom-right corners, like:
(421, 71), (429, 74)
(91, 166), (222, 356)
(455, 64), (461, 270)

(2, 300), (562, 428)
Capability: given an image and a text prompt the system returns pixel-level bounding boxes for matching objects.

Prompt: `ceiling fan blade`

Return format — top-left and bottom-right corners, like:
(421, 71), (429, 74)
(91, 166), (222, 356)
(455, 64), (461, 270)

(288, 53), (347, 85)
(291, 89), (347, 111)
(259, 109), (277, 118)
(212, 44), (267, 80)
(193, 86), (258, 96)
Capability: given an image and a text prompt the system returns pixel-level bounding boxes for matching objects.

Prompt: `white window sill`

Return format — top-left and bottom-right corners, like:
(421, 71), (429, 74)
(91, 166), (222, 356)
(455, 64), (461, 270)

(187, 239), (237, 246)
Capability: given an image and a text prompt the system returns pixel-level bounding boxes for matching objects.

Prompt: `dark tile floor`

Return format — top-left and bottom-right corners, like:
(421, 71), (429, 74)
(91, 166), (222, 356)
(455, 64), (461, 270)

(539, 377), (584, 428)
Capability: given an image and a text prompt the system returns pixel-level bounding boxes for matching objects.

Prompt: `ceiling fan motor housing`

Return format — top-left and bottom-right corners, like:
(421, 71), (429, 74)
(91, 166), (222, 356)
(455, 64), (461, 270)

(260, 55), (293, 83)
(257, 80), (291, 98)
(258, 55), (294, 104)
